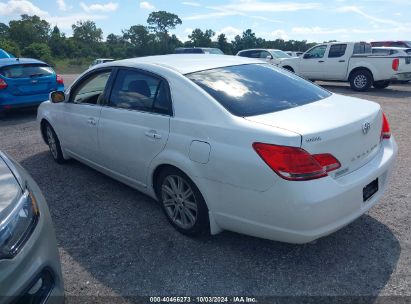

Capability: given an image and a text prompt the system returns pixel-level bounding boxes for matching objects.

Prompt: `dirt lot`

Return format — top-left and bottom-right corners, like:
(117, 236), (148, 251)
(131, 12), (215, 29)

(0, 77), (410, 302)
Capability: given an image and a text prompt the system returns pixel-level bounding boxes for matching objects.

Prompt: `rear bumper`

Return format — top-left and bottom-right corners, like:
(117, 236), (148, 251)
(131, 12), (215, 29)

(203, 137), (398, 243)
(391, 72), (411, 81)
(0, 161), (64, 303)
(0, 84), (63, 110)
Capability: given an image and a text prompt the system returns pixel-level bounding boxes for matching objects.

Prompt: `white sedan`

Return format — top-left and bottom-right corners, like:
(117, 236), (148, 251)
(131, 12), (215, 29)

(37, 55), (397, 243)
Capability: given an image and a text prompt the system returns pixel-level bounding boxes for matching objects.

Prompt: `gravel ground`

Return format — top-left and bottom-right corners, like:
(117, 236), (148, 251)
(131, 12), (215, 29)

(0, 76), (410, 302)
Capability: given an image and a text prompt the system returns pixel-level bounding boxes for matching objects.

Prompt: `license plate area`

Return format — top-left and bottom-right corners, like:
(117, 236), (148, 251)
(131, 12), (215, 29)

(363, 178), (378, 202)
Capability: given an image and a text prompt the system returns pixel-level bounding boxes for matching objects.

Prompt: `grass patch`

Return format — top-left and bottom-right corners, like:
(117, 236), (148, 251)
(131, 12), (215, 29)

(53, 58), (91, 74)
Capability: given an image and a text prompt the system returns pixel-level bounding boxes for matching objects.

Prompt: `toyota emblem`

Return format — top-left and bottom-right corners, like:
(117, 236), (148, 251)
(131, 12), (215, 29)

(362, 121), (371, 134)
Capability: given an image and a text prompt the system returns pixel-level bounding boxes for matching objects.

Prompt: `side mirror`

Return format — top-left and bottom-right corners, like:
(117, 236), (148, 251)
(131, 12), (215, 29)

(50, 91), (65, 103)
(266, 55), (273, 60)
(303, 53), (311, 59)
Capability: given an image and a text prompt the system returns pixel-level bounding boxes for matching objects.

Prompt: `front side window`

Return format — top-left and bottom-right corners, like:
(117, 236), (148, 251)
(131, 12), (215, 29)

(70, 70), (112, 105)
(187, 64), (331, 117)
(270, 50), (291, 59)
(304, 45), (327, 59)
(328, 44), (347, 58)
(259, 51), (272, 59)
(109, 69), (171, 114)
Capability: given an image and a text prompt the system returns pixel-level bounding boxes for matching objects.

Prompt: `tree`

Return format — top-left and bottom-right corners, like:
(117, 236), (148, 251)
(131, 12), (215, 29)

(72, 20), (103, 44)
(123, 25), (155, 56)
(23, 42), (53, 64)
(147, 11), (182, 35)
(241, 29), (258, 49)
(0, 39), (20, 57)
(49, 26), (67, 58)
(0, 23), (9, 39)
(217, 34), (232, 54)
(8, 15), (50, 49)
(106, 33), (132, 58)
(188, 29), (215, 47)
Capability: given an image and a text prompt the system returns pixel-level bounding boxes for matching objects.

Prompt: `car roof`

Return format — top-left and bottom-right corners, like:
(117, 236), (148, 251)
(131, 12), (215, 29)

(0, 58), (47, 68)
(107, 54), (261, 74)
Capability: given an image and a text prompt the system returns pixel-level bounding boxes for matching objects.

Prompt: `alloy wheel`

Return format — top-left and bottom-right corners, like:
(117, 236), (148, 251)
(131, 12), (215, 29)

(161, 175), (198, 229)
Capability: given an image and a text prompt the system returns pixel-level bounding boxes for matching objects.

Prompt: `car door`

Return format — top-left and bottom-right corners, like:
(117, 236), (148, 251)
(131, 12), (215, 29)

(322, 44), (348, 80)
(299, 45), (327, 79)
(98, 68), (171, 187)
(57, 69), (113, 164)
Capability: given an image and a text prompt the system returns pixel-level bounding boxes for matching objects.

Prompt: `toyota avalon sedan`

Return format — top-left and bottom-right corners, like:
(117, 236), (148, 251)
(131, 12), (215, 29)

(0, 151), (63, 302)
(37, 55), (397, 243)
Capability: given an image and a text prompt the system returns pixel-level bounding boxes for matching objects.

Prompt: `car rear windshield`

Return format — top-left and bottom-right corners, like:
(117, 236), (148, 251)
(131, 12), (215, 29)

(187, 64), (331, 117)
(0, 64), (54, 79)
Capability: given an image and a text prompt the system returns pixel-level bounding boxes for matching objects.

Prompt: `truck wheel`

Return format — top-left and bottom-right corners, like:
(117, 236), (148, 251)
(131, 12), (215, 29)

(350, 70), (373, 91)
(373, 80), (390, 89)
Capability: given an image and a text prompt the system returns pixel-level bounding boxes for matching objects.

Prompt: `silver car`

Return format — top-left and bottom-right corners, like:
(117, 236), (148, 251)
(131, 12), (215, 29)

(0, 151), (63, 303)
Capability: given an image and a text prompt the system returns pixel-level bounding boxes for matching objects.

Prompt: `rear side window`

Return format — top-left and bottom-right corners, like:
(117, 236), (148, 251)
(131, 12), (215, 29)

(187, 64), (331, 117)
(109, 69), (172, 114)
(328, 44), (347, 58)
(0, 64), (54, 79)
(354, 43), (372, 54)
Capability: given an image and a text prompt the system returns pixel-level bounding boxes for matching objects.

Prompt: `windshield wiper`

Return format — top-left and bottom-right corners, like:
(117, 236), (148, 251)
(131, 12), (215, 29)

(30, 73), (44, 77)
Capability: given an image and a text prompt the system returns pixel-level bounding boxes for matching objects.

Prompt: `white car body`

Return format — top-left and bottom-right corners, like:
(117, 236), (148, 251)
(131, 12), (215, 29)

(236, 49), (291, 65)
(372, 47), (411, 81)
(38, 55), (397, 243)
(285, 51), (303, 57)
(280, 42), (403, 85)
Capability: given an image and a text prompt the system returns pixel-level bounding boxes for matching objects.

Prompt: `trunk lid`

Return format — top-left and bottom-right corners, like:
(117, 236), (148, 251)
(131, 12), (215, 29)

(245, 94), (382, 178)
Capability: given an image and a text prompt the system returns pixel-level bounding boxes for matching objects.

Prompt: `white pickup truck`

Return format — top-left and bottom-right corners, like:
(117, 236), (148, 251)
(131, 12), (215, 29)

(279, 42), (406, 91)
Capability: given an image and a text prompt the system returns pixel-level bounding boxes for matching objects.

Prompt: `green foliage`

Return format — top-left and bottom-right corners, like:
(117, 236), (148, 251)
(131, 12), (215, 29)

(0, 23), (9, 38)
(216, 34), (232, 55)
(2, 12), (320, 73)
(147, 11), (182, 34)
(0, 39), (21, 57)
(9, 15), (50, 49)
(187, 29), (215, 47)
(22, 42), (54, 65)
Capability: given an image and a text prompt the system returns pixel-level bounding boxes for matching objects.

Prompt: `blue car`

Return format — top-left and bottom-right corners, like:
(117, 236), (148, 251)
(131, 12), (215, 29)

(0, 49), (15, 58)
(0, 58), (64, 111)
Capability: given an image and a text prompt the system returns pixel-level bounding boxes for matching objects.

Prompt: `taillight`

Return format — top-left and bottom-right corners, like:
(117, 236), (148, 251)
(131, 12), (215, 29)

(56, 74), (64, 85)
(381, 112), (391, 139)
(392, 58), (399, 71)
(252, 143), (341, 181)
(0, 78), (7, 90)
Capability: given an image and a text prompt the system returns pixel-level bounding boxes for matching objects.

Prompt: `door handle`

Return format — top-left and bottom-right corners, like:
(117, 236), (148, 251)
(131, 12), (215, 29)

(87, 118), (96, 126)
(318, 60), (325, 63)
(145, 130), (162, 139)
(338, 60), (346, 62)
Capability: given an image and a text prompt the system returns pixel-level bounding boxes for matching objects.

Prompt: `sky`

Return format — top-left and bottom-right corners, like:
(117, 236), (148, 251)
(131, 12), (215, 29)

(0, 0), (410, 43)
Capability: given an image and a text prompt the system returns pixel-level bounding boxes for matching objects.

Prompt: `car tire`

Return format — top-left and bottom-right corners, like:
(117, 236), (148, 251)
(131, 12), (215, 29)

(45, 123), (65, 164)
(157, 167), (209, 236)
(350, 70), (373, 91)
(373, 80), (390, 89)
